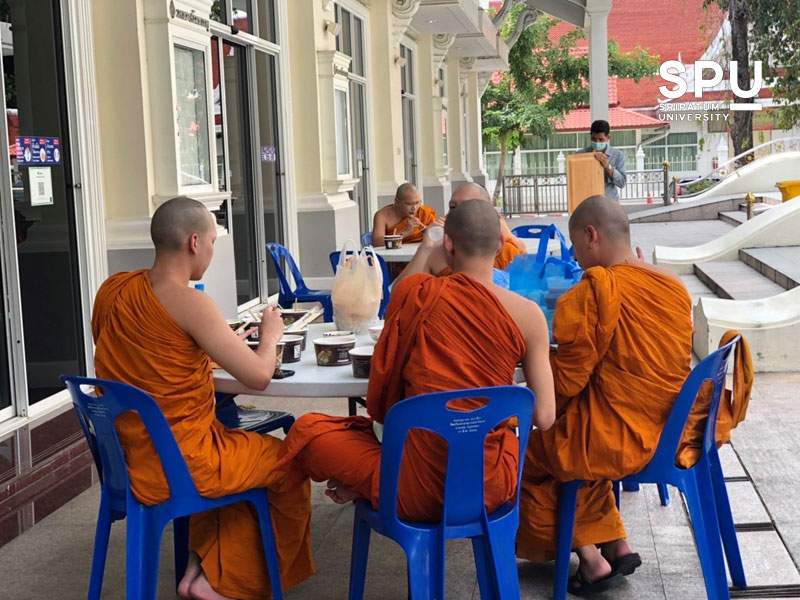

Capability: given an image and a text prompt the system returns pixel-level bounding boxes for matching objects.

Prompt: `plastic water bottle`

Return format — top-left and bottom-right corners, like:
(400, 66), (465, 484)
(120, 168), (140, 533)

(426, 225), (444, 242)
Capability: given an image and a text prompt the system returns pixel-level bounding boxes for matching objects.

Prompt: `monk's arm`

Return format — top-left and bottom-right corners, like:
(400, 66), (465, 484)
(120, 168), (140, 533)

(371, 209), (387, 247)
(520, 303), (556, 429)
(499, 218), (526, 253)
(180, 293), (280, 390)
(550, 283), (601, 398)
(393, 243), (447, 287)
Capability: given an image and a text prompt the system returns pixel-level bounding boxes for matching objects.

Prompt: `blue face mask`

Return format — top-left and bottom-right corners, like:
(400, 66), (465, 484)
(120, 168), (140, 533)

(591, 141), (608, 152)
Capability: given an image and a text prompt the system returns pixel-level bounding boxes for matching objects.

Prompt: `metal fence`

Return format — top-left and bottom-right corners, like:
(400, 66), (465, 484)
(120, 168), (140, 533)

(501, 164), (671, 215)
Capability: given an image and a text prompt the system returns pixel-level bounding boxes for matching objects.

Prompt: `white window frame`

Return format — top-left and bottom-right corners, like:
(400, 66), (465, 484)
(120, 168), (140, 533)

(400, 38), (421, 187)
(171, 34), (217, 195)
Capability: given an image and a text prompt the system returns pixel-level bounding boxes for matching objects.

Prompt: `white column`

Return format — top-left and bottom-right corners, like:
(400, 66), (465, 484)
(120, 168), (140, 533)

(557, 151), (566, 173)
(418, 35), (450, 216)
(586, 0), (612, 123)
(447, 57), (470, 184)
(465, 72), (487, 186)
(717, 137), (729, 173)
(513, 146), (522, 175)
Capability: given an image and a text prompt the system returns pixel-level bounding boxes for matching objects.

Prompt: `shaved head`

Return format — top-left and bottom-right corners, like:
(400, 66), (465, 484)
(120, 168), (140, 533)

(396, 182), (419, 202)
(151, 196), (214, 253)
(450, 182), (491, 209)
(569, 195), (630, 245)
(444, 199), (501, 258)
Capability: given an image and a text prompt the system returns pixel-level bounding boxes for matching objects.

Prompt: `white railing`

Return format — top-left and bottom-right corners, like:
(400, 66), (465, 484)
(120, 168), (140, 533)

(677, 136), (800, 198)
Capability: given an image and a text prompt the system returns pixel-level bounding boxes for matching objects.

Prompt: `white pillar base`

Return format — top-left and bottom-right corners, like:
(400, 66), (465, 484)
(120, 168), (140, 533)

(421, 176), (452, 217)
(296, 193), (360, 279)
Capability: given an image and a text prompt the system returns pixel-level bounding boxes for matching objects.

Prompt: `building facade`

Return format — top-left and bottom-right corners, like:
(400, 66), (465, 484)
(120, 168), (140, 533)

(0, 0), (517, 545)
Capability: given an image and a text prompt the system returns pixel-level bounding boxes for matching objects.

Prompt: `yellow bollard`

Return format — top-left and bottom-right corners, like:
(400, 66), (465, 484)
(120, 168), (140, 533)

(776, 181), (800, 202)
(746, 193), (756, 220)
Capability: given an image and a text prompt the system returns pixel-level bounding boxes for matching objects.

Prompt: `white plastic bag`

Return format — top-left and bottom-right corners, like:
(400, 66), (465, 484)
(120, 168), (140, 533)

(331, 240), (383, 333)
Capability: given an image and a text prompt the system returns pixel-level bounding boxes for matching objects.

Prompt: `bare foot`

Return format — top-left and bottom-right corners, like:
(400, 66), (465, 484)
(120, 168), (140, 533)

(177, 552), (202, 599)
(325, 479), (362, 504)
(575, 544), (612, 582)
(600, 538), (634, 563)
(188, 571), (233, 600)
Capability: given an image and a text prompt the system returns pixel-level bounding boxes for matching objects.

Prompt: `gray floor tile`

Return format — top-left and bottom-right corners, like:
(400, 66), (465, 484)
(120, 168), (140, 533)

(736, 530), (800, 586)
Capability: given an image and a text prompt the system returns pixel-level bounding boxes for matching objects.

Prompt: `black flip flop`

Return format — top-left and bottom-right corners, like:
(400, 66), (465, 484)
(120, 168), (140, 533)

(567, 570), (625, 596)
(609, 553), (642, 577)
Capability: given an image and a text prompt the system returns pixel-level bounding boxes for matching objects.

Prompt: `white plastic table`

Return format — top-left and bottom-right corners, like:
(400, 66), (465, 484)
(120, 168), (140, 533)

(372, 238), (559, 263)
(213, 323), (526, 415)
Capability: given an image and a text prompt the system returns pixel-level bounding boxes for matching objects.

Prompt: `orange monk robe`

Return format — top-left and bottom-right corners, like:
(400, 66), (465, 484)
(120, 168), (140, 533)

(516, 264), (692, 561)
(676, 330), (753, 468)
(276, 273), (526, 521)
(393, 204), (438, 243)
(92, 270), (313, 600)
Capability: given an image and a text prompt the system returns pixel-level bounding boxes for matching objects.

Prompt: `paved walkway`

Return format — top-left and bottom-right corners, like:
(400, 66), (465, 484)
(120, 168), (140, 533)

(1, 374), (798, 599)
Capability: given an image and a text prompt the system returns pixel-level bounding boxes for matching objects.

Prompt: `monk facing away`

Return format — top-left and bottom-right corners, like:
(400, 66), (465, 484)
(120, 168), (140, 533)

(276, 199), (556, 520)
(91, 197), (313, 600)
(371, 182), (442, 247)
(516, 195), (693, 595)
(394, 182), (526, 286)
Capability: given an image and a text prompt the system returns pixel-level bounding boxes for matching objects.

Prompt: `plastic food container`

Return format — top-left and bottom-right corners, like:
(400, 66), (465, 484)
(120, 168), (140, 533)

(279, 335), (304, 363)
(313, 336), (357, 366)
(349, 346), (374, 378)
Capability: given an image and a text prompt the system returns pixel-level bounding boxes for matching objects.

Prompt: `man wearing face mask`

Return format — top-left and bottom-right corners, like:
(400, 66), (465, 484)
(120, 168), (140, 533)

(577, 120), (627, 202)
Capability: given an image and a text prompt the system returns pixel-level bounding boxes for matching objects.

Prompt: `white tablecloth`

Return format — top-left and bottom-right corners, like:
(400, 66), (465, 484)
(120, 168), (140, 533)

(213, 323), (526, 398)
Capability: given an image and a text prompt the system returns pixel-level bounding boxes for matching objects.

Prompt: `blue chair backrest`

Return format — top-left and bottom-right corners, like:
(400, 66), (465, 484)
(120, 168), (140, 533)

(361, 232), (373, 247)
(377, 386), (535, 530)
(646, 338), (739, 471)
(61, 376), (199, 508)
(267, 243), (308, 301)
(511, 225), (549, 239)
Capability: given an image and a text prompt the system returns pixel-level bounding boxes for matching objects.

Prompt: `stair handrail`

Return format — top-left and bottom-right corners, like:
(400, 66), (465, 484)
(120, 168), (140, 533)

(678, 136), (800, 199)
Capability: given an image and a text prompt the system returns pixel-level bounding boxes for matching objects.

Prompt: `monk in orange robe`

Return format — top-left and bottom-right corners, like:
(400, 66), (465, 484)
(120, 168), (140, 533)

(516, 195), (693, 595)
(371, 182), (441, 247)
(276, 199), (555, 520)
(92, 197), (313, 600)
(394, 182), (525, 284)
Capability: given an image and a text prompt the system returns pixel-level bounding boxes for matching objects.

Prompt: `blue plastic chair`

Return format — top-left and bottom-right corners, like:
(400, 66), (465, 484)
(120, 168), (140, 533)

(266, 242), (333, 322)
(511, 224), (550, 239)
(62, 376), (285, 600)
(553, 338), (743, 600)
(329, 250), (391, 319)
(348, 386), (535, 600)
(361, 232), (373, 247)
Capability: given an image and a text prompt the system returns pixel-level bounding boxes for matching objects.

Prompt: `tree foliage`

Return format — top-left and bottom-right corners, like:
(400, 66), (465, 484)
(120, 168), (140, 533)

(481, 7), (658, 202)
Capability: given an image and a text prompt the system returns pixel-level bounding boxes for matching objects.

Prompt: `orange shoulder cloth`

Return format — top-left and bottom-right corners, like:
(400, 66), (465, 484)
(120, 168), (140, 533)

(367, 272), (525, 423)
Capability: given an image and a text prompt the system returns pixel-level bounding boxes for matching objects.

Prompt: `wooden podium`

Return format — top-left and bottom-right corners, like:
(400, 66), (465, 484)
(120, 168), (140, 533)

(566, 153), (605, 214)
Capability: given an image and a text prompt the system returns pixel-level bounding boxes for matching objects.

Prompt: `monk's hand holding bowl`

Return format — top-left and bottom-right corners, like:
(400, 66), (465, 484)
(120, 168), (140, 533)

(259, 306), (285, 347)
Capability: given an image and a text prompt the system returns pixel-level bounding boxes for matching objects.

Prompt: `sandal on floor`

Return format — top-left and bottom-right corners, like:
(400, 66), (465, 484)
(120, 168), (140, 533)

(610, 552), (642, 577)
(567, 570), (625, 596)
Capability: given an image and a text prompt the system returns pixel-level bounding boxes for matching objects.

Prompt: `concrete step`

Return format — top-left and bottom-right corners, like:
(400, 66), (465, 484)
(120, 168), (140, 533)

(718, 203), (774, 226)
(694, 260), (787, 300)
(681, 274), (717, 305)
(739, 246), (800, 290)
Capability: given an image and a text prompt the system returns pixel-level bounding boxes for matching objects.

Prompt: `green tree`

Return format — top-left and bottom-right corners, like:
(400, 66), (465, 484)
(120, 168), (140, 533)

(706, 0), (800, 159)
(483, 11), (657, 204)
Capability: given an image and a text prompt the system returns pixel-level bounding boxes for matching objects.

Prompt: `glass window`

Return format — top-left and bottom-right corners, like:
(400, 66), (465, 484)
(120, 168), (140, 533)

(211, 38), (226, 191)
(520, 135), (547, 150)
(438, 67), (446, 97)
(335, 88), (350, 175)
(667, 132), (698, 145)
(485, 152), (501, 181)
(340, 8), (352, 59)
(643, 146), (666, 170)
(257, 0), (277, 43)
(550, 133), (577, 150)
(232, 0), (252, 34)
(255, 51), (282, 294)
(577, 132), (591, 148)
(174, 44), (211, 187)
(2, 0), (86, 404)
(611, 129), (636, 146)
(211, 0), (226, 23)
(352, 15), (364, 77)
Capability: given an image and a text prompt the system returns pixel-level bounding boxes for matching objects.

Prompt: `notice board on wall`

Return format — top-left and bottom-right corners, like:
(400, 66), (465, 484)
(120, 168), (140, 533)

(566, 153), (605, 214)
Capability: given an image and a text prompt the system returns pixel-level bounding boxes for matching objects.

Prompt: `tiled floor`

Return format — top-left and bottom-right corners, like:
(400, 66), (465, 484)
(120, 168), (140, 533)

(1, 373), (799, 599)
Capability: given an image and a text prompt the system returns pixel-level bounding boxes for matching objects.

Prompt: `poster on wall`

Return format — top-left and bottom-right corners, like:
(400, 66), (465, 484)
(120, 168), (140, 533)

(16, 137), (62, 165)
(29, 167), (54, 206)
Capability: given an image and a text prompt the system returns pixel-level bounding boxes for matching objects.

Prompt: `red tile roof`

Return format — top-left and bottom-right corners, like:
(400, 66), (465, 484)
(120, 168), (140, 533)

(491, 0), (725, 110)
(556, 105), (665, 131)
